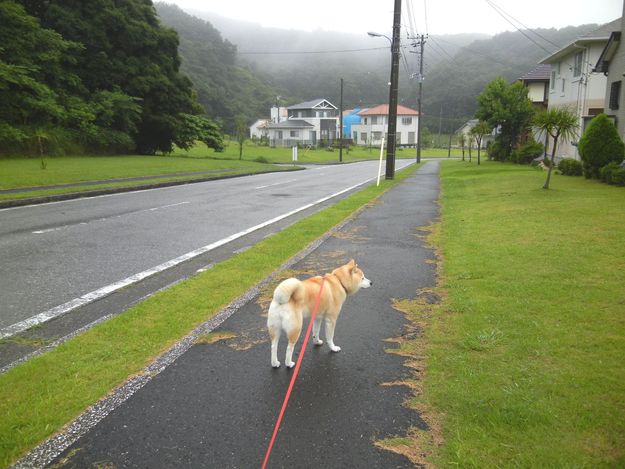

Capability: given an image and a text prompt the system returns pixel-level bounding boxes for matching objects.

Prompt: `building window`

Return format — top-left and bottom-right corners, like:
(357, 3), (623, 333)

(364, 117), (368, 125)
(361, 132), (367, 143)
(561, 78), (566, 95)
(277, 131), (283, 139)
(573, 51), (583, 77)
(550, 70), (556, 90)
(371, 116), (378, 125)
(557, 62), (561, 75)
(610, 81), (621, 110)
(372, 131), (383, 141)
(401, 117), (413, 125)
(290, 130), (299, 137)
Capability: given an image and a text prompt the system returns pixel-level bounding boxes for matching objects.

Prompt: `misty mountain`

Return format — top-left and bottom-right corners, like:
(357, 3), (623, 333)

(156, 3), (599, 134)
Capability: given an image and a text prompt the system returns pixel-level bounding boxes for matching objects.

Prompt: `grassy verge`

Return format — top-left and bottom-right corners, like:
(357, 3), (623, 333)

(0, 164), (418, 467)
(399, 161), (625, 467)
(0, 155), (295, 201)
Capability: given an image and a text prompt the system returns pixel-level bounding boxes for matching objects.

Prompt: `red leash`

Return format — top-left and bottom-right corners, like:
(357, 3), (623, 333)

(261, 277), (326, 469)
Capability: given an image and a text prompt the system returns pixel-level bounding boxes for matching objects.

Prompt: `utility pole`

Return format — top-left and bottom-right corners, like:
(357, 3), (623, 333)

(412, 34), (426, 163)
(339, 78), (343, 163)
(385, 0), (401, 180)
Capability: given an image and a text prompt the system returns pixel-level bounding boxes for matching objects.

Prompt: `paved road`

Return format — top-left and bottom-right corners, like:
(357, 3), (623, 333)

(18, 161), (440, 468)
(0, 160), (411, 336)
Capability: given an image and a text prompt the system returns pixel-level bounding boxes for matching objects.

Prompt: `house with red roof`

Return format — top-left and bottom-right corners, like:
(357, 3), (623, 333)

(351, 104), (419, 147)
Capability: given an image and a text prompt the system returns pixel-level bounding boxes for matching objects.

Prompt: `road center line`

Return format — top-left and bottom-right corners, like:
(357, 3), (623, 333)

(31, 201), (191, 235)
(254, 179), (297, 189)
(1, 178), (375, 339)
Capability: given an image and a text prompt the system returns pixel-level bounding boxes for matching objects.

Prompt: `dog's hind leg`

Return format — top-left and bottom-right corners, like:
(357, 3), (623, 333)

(312, 316), (324, 346)
(267, 303), (282, 368)
(284, 313), (303, 369)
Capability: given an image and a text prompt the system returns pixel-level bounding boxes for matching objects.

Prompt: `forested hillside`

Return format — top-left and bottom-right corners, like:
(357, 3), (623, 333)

(155, 3), (277, 132)
(421, 25), (597, 132)
(163, 5), (597, 133)
(0, 0), (221, 156)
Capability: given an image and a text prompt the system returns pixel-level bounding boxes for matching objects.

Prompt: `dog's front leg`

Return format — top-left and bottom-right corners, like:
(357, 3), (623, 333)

(324, 318), (341, 352)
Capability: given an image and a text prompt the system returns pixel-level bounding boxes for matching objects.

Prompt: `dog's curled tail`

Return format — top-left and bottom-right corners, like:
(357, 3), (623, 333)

(272, 278), (301, 305)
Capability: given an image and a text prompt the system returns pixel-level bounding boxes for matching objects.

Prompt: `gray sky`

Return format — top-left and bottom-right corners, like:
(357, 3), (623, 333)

(164, 0), (622, 36)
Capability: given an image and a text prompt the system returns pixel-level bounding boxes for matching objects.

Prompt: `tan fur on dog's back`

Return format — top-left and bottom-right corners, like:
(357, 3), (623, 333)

(267, 260), (372, 368)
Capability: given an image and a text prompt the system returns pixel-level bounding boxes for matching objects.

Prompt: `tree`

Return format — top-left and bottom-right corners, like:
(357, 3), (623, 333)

(533, 107), (578, 189)
(173, 114), (224, 152)
(475, 77), (535, 161)
(234, 116), (248, 160)
(469, 121), (491, 165)
(578, 113), (625, 179)
(458, 132), (466, 161)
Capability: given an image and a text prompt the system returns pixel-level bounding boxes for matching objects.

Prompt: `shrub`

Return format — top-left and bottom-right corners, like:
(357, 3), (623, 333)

(487, 139), (504, 161)
(578, 114), (625, 179)
(611, 167), (625, 186)
(511, 139), (544, 164)
(558, 158), (583, 176)
(599, 162), (620, 183)
(254, 156), (269, 164)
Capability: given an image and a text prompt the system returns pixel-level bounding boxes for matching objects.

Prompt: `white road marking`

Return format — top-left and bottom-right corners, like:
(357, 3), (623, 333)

(1, 177), (376, 339)
(31, 201), (190, 235)
(255, 179), (297, 189)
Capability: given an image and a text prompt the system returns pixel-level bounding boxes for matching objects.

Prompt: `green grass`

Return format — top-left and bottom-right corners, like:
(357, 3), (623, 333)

(0, 164), (418, 468)
(0, 154), (296, 201)
(422, 161), (625, 467)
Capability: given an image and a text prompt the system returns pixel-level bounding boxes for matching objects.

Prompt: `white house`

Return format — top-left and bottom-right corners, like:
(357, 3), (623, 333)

(456, 119), (494, 149)
(540, 18), (622, 158)
(265, 98), (339, 147)
(249, 119), (270, 139)
(351, 104), (419, 147)
(594, 3), (625, 141)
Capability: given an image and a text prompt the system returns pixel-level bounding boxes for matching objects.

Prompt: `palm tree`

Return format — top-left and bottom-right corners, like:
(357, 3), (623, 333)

(533, 108), (578, 189)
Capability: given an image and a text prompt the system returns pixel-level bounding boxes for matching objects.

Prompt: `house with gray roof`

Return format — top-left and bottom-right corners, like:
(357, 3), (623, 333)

(518, 63), (551, 111)
(265, 98), (339, 147)
(594, 2), (625, 142)
(540, 17), (622, 158)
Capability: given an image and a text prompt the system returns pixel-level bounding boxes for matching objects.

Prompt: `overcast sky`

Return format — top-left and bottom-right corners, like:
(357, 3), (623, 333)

(163, 0), (622, 36)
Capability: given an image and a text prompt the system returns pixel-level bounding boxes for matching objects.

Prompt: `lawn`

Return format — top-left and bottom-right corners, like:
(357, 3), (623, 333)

(412, 161), (625, 467)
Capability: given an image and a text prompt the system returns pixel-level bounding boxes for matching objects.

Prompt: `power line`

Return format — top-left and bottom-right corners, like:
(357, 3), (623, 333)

(238, 46), (390, 55)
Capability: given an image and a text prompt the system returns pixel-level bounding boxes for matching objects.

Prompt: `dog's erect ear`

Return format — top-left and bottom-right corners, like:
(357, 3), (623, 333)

(347, 259), (356, 272)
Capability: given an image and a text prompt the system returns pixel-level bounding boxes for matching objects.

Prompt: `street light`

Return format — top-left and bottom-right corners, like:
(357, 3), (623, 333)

(367, 31), (391, 42)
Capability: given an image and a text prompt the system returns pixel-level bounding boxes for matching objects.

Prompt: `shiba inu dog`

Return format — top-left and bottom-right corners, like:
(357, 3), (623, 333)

(267, 260), (372, 368)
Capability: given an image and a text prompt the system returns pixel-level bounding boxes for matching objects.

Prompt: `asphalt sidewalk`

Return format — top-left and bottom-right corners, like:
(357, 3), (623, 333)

(33, 161), (440, 468)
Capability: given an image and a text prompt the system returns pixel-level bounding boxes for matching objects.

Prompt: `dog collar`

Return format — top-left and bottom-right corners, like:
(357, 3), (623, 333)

(332, 273), (349, 295)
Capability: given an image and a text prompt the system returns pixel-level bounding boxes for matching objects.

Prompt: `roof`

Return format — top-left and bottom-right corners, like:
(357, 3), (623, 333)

(595, 31), (622, 73)
(540, 17), (622, 64)
(266, 119), (314, 129)
(287, 98), (337, 110)
(519, 63), (551, 81)
(358, 104), (419, 116)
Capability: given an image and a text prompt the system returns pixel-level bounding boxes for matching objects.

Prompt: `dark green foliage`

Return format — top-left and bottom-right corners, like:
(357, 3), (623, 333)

(611, 167), (625, 186)
(1, 0), (221, 155)
(558, 158), (583, 176)
(511, 139), (544, 164)
(578, 114), (625, 179)
(475, 77), (535, 161)
(599, 162), (625, 186)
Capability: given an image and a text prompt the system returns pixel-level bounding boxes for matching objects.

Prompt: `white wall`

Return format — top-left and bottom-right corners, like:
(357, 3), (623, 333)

(352, 115), (418, 145)
(548, 43), (608, 158)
